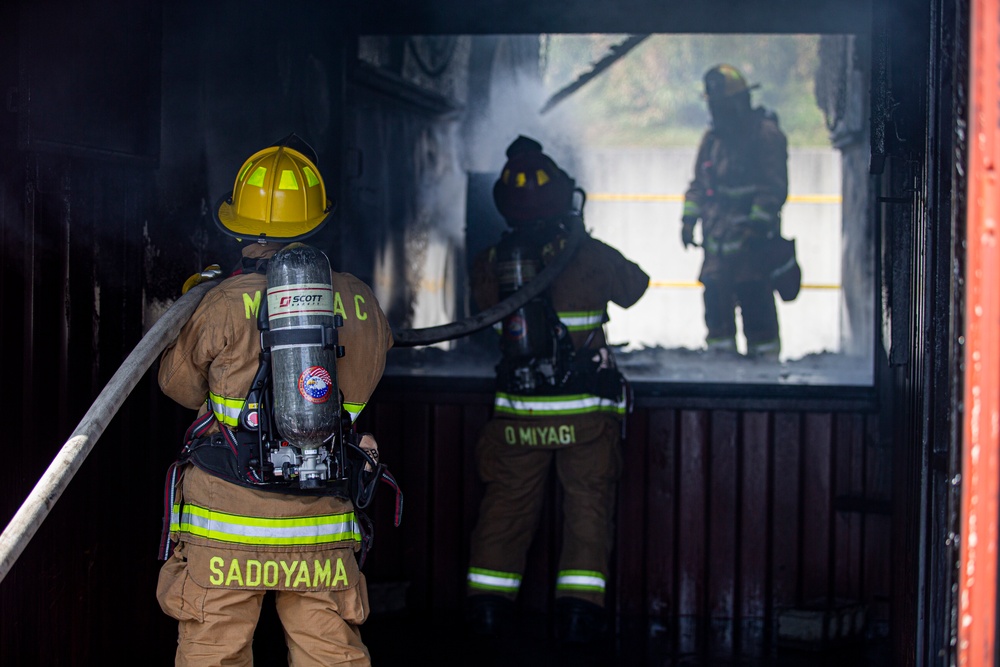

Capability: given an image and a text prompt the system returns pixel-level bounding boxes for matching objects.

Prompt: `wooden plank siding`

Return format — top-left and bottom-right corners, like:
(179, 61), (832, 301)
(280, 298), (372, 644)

(357, 384), (889, 657)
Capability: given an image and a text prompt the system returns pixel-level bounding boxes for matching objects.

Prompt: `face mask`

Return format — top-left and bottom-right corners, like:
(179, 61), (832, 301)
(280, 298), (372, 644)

(708, 94), (751, 133)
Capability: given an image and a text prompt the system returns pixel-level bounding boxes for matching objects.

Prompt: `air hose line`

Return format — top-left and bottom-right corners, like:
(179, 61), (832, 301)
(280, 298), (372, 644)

(391, 221), (586, 347)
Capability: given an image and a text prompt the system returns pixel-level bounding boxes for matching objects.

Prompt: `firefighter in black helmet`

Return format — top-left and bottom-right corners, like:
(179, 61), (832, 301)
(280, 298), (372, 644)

(681, 64), (789, 359)
(464, 135), (649, 647)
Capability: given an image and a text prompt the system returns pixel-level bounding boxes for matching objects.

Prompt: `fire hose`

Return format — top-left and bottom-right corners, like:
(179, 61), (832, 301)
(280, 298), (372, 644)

(0, 279), (220, 585)
(391, 221), (586, 347)
(0, 222), (584, 582)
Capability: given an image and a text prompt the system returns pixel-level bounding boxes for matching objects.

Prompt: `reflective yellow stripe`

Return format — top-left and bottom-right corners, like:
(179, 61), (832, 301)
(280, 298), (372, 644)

(343, 402), (366, 423)
(467, 567), (522, 593)
(247, 166), (267, 187)
(208, 392), (245, 427)
(278, 170), (299, 190)
(171, 502), (361, 547)
(494, 392), (625, 417)
(558, 310), (605, 332)
(749, 204), (772, 222)
(238, 160), (255, 183)
(303, 166), (320, 187)
(556, 569), (606, 593)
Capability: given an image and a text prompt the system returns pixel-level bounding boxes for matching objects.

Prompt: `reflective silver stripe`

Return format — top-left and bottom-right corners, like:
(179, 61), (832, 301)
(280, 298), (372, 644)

(172, 503), (361, 546)
(748, 339), (780, 354)
(558, 310), (605, 332)
(208, 392), (245, 427)
(467, 567), (522, 593)
(749, 204), (773, 222)
(494, 392), (625, 417)
(556, 570), (606, 593)
(771, 256), (797, 277)
(706, 337), (737, 351)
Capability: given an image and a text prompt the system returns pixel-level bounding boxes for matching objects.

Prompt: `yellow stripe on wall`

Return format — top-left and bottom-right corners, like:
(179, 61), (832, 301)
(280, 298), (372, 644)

(587, 193), (843, 204)
(650, 280), (841, 290)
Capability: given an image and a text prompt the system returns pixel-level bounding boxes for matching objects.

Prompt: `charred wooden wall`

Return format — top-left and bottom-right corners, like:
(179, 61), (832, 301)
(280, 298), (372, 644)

(0, 0), (965, 664)
(355, 383), (890, 660)
(871, 0), (967, 663)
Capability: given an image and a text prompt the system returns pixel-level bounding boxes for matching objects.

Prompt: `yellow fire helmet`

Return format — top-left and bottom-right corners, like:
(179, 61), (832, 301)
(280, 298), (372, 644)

(214, 137), (334, 243)
(703, 64), (760, 100)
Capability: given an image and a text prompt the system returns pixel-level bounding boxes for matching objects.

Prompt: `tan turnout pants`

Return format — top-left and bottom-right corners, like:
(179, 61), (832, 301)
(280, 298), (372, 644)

(157, 545), (371, 666)
(467, 413), (623, 607)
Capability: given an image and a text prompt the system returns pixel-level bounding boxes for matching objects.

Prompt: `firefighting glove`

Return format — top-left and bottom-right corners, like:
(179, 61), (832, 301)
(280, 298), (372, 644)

(748, 205), (779, 238)
(181, 264), (222, 294)
(681, 217), (698, 248)
(359, 432), (380, 473)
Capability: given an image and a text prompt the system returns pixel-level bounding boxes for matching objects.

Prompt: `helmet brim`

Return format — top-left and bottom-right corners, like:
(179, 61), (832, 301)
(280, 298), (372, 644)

(214, 193), (335, 243)
(703, 82), (761, 100)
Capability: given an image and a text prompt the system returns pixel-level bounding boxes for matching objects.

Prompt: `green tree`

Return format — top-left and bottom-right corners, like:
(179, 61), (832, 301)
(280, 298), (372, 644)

(542, 34), (830, 147)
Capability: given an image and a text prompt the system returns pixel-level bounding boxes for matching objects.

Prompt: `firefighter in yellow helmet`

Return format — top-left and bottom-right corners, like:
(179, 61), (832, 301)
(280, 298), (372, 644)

(681, 64), (789, 359)
(464, 136), (649, 647)
(156, 134), (395, 665)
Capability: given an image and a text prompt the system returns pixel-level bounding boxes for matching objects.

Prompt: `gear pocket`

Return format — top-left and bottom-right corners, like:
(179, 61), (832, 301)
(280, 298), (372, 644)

(156, 546), (207, 623)
(332, 569), (370, 625)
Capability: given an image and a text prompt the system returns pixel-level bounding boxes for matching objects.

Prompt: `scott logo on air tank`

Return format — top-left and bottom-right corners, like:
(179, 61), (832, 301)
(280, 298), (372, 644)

(267, 283), (335, 320)
(279, 293), (324, 308)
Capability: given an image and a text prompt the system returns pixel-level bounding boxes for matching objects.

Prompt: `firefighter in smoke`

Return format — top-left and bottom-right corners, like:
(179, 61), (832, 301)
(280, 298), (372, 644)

(464, 136), (649, 645)
(681, 63), (789, 360)
(156, 135), (394, 665)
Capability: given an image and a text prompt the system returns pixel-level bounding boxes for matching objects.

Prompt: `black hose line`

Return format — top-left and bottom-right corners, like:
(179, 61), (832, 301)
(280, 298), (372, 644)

(390, 222), (588, 348)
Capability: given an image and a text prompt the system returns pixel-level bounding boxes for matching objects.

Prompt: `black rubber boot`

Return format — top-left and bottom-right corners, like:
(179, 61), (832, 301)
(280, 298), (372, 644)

(555, 597), (607, 645)
(466, 594), (516, 638)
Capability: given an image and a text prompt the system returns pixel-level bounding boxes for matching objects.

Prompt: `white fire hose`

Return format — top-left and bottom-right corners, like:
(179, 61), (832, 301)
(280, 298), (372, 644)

(0, 219), (588, 583)
(0, 279), (219, 584)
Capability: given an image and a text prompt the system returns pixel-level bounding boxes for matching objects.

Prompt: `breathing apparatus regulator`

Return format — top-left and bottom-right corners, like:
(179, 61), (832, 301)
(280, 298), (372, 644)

(494, 213), (582, 394)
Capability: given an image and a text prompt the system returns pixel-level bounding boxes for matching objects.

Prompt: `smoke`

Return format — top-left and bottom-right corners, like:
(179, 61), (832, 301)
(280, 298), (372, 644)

(462, 40), (586, 179)
(415, 121), (468, 246)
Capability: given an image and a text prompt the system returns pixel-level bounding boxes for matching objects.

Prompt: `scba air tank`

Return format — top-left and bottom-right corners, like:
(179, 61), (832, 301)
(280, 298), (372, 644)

(266, 243), (341, 449)
(495, 230), (553, 361)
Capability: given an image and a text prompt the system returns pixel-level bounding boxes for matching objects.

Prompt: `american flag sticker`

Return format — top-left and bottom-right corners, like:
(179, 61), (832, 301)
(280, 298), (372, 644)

(298, 366), (333, 404)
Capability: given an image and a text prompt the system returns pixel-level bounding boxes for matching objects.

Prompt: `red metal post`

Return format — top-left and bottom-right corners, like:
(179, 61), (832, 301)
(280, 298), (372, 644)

(960, 0), (1000, 664)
